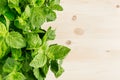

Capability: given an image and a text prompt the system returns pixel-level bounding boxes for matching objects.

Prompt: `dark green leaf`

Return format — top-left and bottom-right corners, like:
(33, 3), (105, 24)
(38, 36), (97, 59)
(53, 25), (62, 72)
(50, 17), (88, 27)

(50, 60), (64, 78)
(11, 48), (22, 60)
(6, 31), (26, 49)
(35, 0), (45, 7)
(0, 0), (8, 14)
(47, 44), (70, 60)
(4, 10), (16, 21)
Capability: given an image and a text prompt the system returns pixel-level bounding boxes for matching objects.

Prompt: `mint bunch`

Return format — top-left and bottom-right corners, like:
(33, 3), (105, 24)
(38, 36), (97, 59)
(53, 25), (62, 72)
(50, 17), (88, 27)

(0, 0), (70, 80)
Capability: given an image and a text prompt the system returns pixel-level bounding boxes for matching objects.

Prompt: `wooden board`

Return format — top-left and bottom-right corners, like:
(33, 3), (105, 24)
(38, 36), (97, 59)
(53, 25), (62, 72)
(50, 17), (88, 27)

(43, 0), (120, 80)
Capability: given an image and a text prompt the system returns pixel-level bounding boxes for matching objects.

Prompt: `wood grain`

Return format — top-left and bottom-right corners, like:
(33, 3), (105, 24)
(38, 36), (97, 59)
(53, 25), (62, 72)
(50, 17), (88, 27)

(43, 0), (120, 80)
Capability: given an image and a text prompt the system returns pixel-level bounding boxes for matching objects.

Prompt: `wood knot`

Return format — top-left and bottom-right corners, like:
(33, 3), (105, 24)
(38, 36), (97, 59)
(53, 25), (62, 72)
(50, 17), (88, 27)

(72, 15), (77, 21)
(116, 5), (120, 8)
(74, 28), (84, 35)
(66, 40), (72, 45)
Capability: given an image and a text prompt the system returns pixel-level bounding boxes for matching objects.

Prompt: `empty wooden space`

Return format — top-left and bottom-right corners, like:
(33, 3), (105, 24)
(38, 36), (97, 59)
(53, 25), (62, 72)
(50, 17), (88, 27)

(43, 0), (120, 80)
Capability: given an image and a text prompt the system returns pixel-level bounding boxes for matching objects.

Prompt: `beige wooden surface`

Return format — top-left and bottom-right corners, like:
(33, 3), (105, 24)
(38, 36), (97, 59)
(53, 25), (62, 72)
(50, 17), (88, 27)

(43, 0), (120, 80)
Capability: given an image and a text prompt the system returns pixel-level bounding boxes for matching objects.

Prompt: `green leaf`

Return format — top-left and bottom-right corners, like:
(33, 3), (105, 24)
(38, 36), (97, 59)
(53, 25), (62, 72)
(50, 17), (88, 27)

(33, 68), (44, 80)
(5, 71), (26, 80)
(26, 33), (42, 49)
(30, 52), (47, 68)
(30, 7), (45, 29)
(39, 61), (49, 78)
(4, 16), (10, 31)
(0, 22), (7, 37)
(0, 74), (2, 80)
(8, 0), (21, 14)
(43, 27), (56, 42)
(21, 5), (31, 20)
(35, 0), (45, 7)
(4, 9), (16, 21)
(0, 37), (10, 59)
(46, 10), (56, 22)
(0, 0), (8, 14)
(52, 4), (63, 11)
(49, 0), (60, 6)
(14, 17), (30, 31)
(50, 60), (64, 78)
(3, 58), (22, 73)
(6, 31), (26, 49)
(47, 45), (70, 60)
(11, 48), (22, 60)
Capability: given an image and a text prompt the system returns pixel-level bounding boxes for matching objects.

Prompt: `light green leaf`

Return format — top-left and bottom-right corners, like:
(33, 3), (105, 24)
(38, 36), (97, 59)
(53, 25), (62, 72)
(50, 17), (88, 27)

(5, 71), (26, 80)
(0, 74), (2, 80)
(46, 10), (56, 22)
(42, 27), (56, 43)
(11, 48), (22, 60)
(47, 45), (70, 60)
(30, 7), (45, 29)
(4, 16), (10, 30)
(30, 52), (47, 68)
(6, 31), (26, 49)
(21, 5), (31, 20)
(14, 17), (30, 31)
(0, 37), (9, 59)
(52, 4), (63, 11)
(33, 68), (44, 80)
(26, 33), (42, 49)
(8, 0), (21, 14)
(3, 58), (22, 73)
(0, 22), (7, 37)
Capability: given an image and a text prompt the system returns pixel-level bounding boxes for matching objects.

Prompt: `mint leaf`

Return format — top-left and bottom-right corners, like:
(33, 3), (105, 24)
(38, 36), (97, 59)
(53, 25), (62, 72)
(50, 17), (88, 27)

(11, 48), (22, 60)
(3, 58), (22, 73)
(0, 0), (8, 14)
(0, 22), (7, 37)
(46, 10), (56, 22)
(43, 27), (56, 43)
(26, 33), (42, 49)
(47, 45), (70, 60)
(5, 71), (26, 80)
(6, 31), (26, 49)
(30, 52), (47, 68)
(50, 60), (64, 78)
(52, 4), (63, 11)
(21, 5), (31, 20)
(0, 37), (9, 59)
(14, 17), (30, 31)
(33, 68), (44, 80)
(8, 0), (21, 14)
(30, 7), (45, 29)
